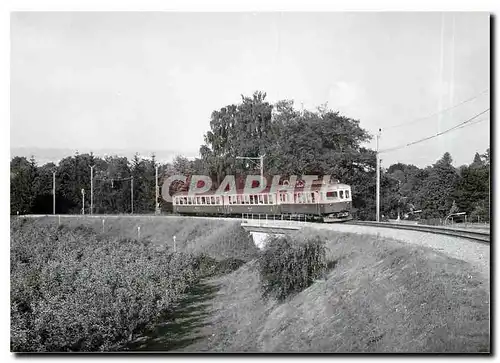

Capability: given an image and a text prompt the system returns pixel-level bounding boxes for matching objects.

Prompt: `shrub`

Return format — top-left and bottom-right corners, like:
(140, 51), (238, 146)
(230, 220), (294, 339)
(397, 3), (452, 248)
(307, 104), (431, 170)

(10, 219), (209, 352)
(258, 233), (327, 301)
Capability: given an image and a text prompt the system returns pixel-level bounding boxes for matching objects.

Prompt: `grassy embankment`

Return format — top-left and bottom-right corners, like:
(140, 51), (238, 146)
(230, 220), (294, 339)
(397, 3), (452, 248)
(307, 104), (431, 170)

(183, 229), (490, 353)
(11, 216), (490, 352)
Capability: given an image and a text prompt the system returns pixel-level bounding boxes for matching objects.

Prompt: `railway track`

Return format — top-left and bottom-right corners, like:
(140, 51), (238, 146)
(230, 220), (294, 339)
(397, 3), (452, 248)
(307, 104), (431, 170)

(346, 220), (490, 243)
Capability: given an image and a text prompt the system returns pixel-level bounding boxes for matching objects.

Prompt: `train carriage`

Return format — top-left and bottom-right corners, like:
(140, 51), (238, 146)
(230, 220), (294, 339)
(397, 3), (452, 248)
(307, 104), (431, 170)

(172, 179), (353, 223)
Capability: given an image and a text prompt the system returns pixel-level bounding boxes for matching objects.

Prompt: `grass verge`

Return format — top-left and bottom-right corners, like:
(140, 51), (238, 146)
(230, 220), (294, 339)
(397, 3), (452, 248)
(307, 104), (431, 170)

(187, 228), (489, 353)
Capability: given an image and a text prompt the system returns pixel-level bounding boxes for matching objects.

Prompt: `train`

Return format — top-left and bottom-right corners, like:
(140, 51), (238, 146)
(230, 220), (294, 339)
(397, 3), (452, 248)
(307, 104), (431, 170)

(172, 179), (353, 223)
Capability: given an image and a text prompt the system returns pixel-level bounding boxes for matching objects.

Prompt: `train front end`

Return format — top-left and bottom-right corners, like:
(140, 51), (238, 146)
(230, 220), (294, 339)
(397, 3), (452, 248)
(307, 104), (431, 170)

(320, 183), (353, 223)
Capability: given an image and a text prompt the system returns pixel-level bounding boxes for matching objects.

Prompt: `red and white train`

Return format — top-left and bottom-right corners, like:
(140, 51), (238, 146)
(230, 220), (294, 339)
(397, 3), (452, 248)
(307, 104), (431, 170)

(172, 179), (353, 222)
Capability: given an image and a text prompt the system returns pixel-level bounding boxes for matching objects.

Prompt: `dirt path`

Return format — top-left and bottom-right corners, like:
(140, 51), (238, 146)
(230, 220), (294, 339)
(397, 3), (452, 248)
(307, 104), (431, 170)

(125, 281), (220, 351)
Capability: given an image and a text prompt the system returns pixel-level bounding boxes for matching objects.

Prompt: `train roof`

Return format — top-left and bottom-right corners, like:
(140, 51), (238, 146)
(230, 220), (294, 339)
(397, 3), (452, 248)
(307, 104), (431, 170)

(172, 183), (351, 196)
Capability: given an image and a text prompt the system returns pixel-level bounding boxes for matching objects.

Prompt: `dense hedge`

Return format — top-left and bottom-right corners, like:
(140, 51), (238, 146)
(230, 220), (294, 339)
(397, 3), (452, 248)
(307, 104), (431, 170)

(258, 234), (327, 301)
(10, 218), (228, 352)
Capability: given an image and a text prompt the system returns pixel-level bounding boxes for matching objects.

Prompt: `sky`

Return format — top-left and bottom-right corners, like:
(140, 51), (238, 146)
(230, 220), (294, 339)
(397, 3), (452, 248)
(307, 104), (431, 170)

(10, 12), (490, 168)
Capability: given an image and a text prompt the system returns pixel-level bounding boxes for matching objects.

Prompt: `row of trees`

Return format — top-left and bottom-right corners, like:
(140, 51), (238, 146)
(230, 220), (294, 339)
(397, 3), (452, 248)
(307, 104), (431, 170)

(10, 153), (163, 215)
(10, 91), (490, 221)
(381, 149), (490, 222)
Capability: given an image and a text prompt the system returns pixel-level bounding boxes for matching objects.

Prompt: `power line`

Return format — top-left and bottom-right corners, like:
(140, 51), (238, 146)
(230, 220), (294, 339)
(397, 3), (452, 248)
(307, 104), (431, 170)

(454, 116), (488, 130)
(383, 88), (489, 130)
(380, 108), (490, 154)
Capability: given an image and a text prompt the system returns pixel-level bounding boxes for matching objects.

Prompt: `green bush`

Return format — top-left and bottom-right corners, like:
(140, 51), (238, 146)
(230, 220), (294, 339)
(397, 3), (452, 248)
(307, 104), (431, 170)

(258, 234), (327, 301)
(10, 219), (210, 352)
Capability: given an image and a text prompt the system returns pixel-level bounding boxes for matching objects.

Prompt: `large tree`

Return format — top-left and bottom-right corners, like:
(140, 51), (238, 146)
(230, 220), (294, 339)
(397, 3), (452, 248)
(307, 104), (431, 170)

(453, 149), (490, 221)
(415, 152), (459, 219)
(200, 92), (375, 218)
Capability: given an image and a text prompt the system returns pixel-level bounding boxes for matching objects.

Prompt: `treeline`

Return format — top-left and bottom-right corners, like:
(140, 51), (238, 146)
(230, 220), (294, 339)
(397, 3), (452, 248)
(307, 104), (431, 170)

(10, 153), (165, 215)
(381, 149), (490, 222)
(10, 91), (490, 221)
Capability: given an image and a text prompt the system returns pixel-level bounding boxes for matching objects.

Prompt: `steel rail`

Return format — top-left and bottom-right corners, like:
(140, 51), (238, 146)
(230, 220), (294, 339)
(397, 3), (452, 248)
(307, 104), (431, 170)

(345, 220), (490, 243)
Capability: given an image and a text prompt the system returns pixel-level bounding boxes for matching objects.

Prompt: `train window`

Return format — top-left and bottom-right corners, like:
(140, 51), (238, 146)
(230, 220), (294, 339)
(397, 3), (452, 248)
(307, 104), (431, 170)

(201, 197), (205, 204)
(268, 194), (273, 204)
(187, 197), (192, 205)
(326, 191), (338, 199)
(263, 195), (268, 204)
(339, 190), (344, 199)
(295, 193), (302, 203)
(311, 193), (316, 203)
(345, 190), (350, 198)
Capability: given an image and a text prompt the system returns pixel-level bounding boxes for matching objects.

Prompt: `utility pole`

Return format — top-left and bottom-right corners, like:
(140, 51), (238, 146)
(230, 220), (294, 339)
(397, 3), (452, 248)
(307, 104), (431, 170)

(259, 155), (264, 182)
(155, 166), (160, 215)
(131, 177), (134, 214)
(81, 189), (85, 215)
(90, 165), (94, 215)
(52, 171), (56, 215)
(236, 155), (266, 185)
(376, 128), (381, 222)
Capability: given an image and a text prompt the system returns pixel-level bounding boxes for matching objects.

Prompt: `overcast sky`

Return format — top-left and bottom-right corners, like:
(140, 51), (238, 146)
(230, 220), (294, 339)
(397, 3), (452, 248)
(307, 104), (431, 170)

(11, 12), (490, 167)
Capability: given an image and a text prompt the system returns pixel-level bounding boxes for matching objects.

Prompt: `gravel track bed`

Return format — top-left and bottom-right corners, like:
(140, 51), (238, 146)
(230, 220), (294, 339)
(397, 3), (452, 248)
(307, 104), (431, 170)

(310, 223), (490, 282)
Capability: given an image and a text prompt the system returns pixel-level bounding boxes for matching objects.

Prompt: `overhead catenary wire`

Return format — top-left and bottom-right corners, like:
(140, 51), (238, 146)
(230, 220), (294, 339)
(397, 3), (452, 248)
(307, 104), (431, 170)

(383, 88), (489, 130)
(380, 108), (490, 154)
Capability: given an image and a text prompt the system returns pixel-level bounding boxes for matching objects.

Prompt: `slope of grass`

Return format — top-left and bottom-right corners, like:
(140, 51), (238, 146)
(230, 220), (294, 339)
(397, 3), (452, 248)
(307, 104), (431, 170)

(184, 228), (490, 353)
(13, 217), (489, 353)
